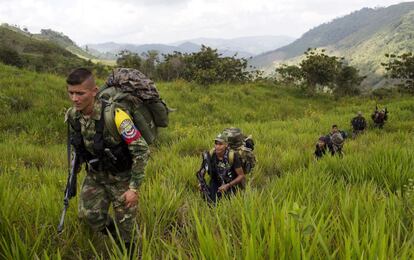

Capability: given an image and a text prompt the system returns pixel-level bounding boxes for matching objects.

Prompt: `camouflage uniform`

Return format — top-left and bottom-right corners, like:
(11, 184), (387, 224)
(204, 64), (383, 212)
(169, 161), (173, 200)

(66, 100), (149, 243)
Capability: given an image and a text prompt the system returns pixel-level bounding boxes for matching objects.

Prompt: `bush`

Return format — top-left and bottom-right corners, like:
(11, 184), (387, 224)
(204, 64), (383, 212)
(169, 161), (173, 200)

(0, 46), (23, 68)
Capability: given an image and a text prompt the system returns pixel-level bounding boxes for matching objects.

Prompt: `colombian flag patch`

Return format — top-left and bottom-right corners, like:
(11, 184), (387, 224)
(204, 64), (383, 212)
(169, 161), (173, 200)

(119, 119), (141, 144)
(115, 108), (142, 144)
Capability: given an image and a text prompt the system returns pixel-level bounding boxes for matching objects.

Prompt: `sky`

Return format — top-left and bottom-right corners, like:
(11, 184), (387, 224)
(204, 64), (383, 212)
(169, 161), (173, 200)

(0, 0), (407, 45)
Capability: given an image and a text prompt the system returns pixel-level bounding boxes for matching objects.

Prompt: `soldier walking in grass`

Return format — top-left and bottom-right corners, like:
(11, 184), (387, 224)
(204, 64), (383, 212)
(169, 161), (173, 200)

(314, 136), (328, 159)
(371, 106), (388, 129)
(196, 132), (246, 203)
(326, 124), (347, 157)
(351, 111), (367, 139)
(65, 68), (149, 251)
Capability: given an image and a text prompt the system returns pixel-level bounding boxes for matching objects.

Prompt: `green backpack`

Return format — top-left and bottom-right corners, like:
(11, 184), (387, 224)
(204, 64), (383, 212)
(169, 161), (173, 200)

(98, 68), (170, 145)
(210, 127), (256, 174)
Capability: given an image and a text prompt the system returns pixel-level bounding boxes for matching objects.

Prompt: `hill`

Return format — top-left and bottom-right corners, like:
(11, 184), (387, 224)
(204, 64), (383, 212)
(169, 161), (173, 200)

(171, 35), (295, 55)
(1, 64), (414, 258)
(86, 40), (254, 59)
(0, 24), (94, 75)
(86, 35), (296, 60)
(32, 28), (97, 60)
(250, 2), (414, 88)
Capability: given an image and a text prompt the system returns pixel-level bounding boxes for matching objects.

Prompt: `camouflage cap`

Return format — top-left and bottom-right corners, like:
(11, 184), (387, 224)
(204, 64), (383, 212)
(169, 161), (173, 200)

(214, 133), (228, 143)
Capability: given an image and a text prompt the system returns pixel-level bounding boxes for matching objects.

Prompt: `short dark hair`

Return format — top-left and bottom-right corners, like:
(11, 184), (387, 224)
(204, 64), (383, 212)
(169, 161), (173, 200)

(332, 124), (338, 128)
(66, 68), (93, 85)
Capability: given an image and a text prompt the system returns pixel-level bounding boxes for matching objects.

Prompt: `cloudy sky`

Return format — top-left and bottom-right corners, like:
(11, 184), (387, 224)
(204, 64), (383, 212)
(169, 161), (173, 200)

(0, 0), (406, 45)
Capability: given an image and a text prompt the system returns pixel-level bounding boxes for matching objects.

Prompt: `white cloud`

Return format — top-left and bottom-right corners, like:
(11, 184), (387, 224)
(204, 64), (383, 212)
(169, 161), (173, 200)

(0, 0), (405, 45)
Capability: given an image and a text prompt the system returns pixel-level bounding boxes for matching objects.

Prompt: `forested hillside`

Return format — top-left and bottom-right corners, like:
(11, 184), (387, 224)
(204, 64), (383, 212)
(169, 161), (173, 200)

(0, 25), (95, 75)
(250, 2), (414, 88)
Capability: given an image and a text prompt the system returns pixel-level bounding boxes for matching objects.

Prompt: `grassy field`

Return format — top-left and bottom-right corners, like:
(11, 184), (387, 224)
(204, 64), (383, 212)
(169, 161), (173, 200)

(0, 64), (414, 259)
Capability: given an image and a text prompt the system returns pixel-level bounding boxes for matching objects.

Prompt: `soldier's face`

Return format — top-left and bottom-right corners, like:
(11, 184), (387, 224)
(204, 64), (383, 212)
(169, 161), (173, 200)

(67, 81), (98, 114)
(214, 141), (227, 155)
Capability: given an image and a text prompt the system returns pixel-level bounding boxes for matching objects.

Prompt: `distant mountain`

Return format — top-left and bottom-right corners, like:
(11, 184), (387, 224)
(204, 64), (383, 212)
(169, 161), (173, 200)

(172, 35), (295, 55)
(84, 40), (255, 59)
(250, 2), (414, 88)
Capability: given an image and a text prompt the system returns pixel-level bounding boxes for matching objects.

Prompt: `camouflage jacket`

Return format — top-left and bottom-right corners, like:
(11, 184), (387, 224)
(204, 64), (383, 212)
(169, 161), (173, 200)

(65, 100), (149, 189)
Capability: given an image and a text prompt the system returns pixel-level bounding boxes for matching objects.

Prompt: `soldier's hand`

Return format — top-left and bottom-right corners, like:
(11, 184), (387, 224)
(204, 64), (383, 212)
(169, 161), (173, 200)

(218, 183), (231, 193)
(122, 189), (138, 208)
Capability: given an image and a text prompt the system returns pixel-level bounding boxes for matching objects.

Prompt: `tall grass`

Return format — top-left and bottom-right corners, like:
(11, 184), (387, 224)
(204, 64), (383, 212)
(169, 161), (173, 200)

(0, 64), (414, 258)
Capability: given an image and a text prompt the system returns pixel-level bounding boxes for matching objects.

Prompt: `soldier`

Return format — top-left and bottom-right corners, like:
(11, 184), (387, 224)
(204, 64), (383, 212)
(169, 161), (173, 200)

(197, 133), (246, 203)
(371, 106), (388, 128)
(314, 136), (328, 159)
(351, 111), (367, 138)
(65, 68), (149, 250)
(326, 125), (346, 157)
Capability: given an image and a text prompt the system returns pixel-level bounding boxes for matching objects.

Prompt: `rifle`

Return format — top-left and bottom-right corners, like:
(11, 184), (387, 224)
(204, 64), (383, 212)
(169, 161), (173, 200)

(57, 123), (81, 233)
(196, 151), (212, 203)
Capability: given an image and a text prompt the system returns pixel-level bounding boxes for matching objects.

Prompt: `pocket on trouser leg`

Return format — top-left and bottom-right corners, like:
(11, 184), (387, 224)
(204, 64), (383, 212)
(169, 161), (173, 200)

(113, 202), (138, 242)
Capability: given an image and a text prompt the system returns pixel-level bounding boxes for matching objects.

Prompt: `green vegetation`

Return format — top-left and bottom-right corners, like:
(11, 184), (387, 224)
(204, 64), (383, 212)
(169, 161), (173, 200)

(117, 46), (262, 86)
(276, 49), (364, 96)
(0, 24), (113, 77)
(1, 64), (414, 258)
(252, 2), (414, 88)
(382, 52), (414, 93)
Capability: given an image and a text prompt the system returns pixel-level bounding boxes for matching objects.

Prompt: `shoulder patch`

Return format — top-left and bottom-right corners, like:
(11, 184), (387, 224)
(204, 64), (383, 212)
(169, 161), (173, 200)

(114, 108), (141, 144)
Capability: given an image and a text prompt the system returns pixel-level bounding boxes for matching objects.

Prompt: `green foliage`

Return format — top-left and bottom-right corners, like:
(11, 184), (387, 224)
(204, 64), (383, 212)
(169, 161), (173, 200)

(140, 50), (159, 79)
(334, 65), (364, 97)
(0, 25), (104, 76)
(116, 50), (142, 69)
(0, 45), (23, 67)
(276, 48), (365, 96)
(371, 87), (396, 99)
(382, 52), (414, 94)
(157, 46), (260, 86)
(300, 48), (342, 93)
(1, 64), (414, 258)
(275, 64), (303, 85)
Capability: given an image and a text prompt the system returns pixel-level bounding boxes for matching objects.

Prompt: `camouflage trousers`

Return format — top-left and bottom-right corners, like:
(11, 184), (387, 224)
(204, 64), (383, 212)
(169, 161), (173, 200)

(78, 172), (138, 243)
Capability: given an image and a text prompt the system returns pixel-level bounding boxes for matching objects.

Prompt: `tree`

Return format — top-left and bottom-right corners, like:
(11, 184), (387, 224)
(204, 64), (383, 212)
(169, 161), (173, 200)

(157, 52), (186, 81)
(381, 52), (414, 94)
(0, 46), (23, 68)
(299, 48), (342, 94)
(116, 50), (142, 69)
(141, 50), (159, 79)
(334, 65), (364, 96)
(275, 64), (303, 85)
(94, 62), (110, 79)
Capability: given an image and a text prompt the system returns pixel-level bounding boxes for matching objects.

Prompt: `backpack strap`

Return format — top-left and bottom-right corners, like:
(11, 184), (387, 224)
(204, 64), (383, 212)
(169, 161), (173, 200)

(210, 148), (235, 166)
(229, 150), (234, 165)
(103, 101), (122, 142)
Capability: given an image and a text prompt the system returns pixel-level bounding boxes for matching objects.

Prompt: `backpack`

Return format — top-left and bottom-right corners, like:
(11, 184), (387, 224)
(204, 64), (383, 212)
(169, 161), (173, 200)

(98, 68), (170, 144)
(213, 127), (256, 174)
(331, 132), (344, 147)
(352, 117), (365, 130)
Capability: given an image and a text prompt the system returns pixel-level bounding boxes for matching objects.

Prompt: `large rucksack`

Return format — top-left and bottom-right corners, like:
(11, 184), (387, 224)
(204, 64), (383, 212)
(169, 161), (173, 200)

(330, 132), (344, 148)
(98, 68), (170, 144)
(215, 127), (256, 174)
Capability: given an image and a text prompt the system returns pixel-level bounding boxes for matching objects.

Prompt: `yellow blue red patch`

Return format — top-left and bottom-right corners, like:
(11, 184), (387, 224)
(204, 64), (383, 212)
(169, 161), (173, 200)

(115, 108), (141, 144)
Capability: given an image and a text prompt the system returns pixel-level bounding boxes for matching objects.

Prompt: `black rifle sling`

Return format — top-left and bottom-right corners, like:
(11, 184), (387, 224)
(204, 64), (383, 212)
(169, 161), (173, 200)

(93, 101), (106, 159)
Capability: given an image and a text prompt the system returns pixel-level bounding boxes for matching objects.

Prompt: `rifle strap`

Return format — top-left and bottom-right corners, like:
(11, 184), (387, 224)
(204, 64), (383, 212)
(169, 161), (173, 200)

(67, 121), (71, 175)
